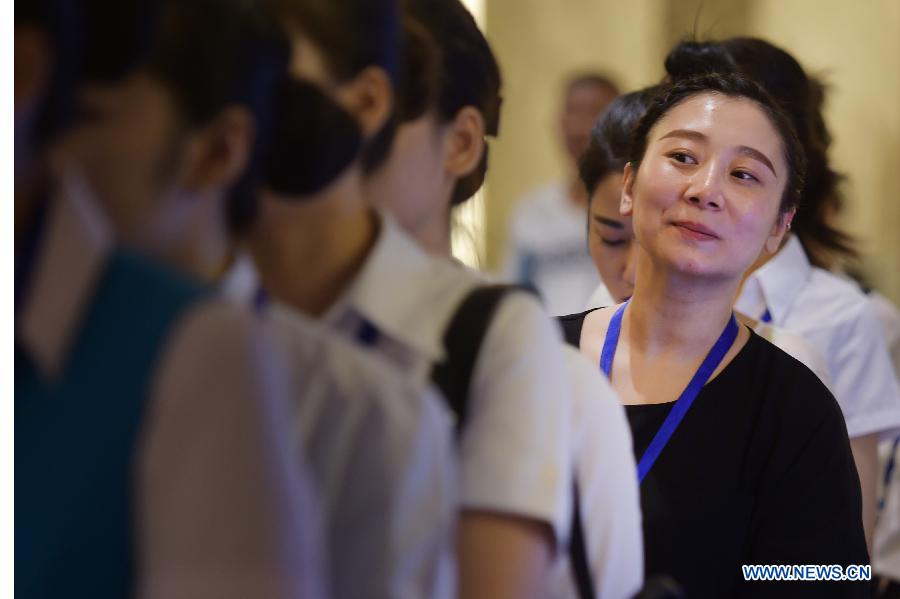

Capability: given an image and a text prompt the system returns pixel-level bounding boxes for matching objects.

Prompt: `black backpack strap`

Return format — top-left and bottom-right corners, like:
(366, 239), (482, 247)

(570, 478), (595, 599)
(430, 284), (531, 434)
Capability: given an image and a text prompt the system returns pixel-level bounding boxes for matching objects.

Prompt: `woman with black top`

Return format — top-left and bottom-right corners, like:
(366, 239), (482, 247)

(560, 72), (869, 597)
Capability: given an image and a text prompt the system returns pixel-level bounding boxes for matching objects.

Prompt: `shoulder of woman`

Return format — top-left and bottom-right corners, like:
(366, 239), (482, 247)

(577, 305), (618, 356)
(744, 331), (842, 424)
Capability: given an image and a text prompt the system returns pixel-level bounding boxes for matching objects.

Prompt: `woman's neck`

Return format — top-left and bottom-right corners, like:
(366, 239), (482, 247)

(627, 250), (740, 357)
(248, 170), (378, 317)
(160, 190), (231, 283)
(415, 205), (452, 257)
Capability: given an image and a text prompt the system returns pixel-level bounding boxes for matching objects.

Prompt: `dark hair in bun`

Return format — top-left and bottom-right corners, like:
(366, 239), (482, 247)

(664, 40), (736, 80)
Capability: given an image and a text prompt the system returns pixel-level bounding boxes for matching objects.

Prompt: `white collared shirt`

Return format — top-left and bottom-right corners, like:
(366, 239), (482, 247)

(323, 212), (574, 544)
(866, 293), (900, 581)
(17, 172), (323, 599)
(502, 181), (601, 316)
(869, 291), (900, 378)
(263, 300), (457, 599)
(735, 235), (900, 439)
(545, 347), (644, 599)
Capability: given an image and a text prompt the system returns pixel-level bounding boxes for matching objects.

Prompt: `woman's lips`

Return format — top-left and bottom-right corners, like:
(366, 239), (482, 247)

(671, 220), (720, 240)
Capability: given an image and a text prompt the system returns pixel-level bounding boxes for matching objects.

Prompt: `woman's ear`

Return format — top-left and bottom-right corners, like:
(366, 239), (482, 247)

(443, 106), (485, 178)
(183, 105), (254, 193)
(764, 207), (795, 254)
(620, 162), (636, 216)
(336, 65), (393, 138)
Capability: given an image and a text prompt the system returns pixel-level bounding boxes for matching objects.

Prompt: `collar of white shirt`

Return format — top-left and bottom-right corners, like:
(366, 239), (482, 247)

(18, 169), (114, 380)
(323, 211), (449, 364)
(741, 234), (812, 324)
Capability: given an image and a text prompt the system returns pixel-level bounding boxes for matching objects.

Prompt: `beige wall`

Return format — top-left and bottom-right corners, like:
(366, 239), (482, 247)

(481, 0), (900, 303)
(482, 0), (663, 268)
(749, 0), (900, 302)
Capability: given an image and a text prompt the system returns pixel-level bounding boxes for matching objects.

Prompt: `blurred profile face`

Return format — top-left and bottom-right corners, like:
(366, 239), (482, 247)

(588, 171), (635, 302)
(15, 24), (51, 180)
(365, 111), (450, 235)
(560, 82), (617, 163)
(624, 92), (790, 281)
(63, 72), (192, 247)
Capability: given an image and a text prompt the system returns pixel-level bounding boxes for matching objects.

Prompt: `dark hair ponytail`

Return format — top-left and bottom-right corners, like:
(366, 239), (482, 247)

(404, 0), (501, 206)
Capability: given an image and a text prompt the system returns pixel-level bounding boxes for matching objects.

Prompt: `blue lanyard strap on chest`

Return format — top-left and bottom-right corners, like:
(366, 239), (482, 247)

(600, 300), (740, 483)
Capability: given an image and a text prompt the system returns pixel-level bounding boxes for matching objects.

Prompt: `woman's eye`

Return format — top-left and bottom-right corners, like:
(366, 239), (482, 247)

(600, 238), (628, 248)
(731, 170), (759, 183)
(668, 151), (697, 165)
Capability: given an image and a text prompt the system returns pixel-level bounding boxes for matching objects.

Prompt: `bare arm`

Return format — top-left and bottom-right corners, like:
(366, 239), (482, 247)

(457, 511), (554, 599)
(850, 432), (879, 553)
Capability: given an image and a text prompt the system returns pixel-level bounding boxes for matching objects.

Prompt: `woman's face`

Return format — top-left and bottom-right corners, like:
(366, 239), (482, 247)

(588, 171), (636, 302)
(623, 92), (791, 281)
(61, 73), (195, 248)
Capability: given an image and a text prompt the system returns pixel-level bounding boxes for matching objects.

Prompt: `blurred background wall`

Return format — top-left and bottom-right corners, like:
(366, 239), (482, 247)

(468, 0), (900, 303)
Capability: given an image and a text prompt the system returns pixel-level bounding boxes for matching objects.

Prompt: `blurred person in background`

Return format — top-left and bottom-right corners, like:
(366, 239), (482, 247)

(663, 38), (900, 553)
(502, 73), (619, 316)
(365, 1), (642, 597)
(222, 0), (460, 597)
(15, 1), (323, 597)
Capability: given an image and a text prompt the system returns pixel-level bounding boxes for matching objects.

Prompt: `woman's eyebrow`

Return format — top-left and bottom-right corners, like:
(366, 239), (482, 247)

(658, 128), (707, 143)
(593, 215), (624, 229)
(737, 146), (777, 177)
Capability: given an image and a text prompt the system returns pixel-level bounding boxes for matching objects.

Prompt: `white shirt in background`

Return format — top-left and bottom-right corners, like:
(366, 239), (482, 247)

(324, 212), (574, 546)
(866, 292), (900, 584)
(19, 171), (324, 599)
(869, 290), (900, 378)
(263, 301), (458, 599)
(502, 181), (600, 316)
(735, 235), (900, 440)
(545, 347), (644, 599)
(875, 436), (900, 582)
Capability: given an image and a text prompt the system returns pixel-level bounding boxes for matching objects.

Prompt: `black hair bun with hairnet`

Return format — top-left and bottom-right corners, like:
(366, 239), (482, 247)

(263, 78), (363, 198)
(664, 40), (736, 81)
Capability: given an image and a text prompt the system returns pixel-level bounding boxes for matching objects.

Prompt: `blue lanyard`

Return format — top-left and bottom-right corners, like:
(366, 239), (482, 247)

(760, 308), (772, 323)
(601, 300), (740, 483)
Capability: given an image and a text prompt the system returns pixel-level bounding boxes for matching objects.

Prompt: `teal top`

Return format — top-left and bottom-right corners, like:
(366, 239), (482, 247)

(16, 249), (206, 599)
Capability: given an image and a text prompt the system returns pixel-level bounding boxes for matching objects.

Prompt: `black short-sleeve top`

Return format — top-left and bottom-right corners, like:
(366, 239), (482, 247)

(559, 309), (869, 597)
